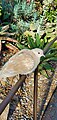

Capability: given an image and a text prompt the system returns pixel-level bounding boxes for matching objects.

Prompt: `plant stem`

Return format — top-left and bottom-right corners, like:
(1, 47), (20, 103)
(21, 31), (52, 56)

(43, 36), (57, 54)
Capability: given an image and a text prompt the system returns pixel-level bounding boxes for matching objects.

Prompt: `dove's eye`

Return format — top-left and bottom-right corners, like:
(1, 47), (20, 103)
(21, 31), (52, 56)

(38, 52), (40, 54)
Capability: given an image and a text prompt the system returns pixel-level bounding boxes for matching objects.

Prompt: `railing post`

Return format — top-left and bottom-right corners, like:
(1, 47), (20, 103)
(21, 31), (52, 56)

(33, 66), (38, 120)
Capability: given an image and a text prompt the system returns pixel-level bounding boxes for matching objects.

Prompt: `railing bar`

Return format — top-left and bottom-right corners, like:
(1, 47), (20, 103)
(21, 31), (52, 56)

(33, 66), (38, 120)
(0, 75), (26, 115)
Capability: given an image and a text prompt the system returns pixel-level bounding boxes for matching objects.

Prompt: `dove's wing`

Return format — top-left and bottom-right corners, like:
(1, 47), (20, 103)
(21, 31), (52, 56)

(0, 49), (39, 78)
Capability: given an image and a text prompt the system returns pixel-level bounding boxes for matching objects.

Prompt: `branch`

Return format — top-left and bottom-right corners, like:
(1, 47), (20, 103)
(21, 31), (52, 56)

(43, 36), (57, 54)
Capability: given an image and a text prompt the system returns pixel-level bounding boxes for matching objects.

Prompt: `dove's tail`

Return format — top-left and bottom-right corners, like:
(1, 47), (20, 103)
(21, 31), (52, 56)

(0, 71), (7, 81)
(0, 70), (3, 79)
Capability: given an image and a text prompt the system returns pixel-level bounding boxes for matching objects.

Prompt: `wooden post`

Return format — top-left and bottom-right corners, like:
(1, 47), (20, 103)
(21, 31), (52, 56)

(33, 66), (38, 120)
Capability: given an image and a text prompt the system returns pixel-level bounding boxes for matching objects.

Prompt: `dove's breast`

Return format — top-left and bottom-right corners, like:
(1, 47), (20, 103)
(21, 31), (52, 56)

(7, 52), (35, 74)
(13, 53), (35, 74)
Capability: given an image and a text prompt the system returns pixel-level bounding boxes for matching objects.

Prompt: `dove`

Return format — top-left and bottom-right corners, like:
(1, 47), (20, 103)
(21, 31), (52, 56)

(0, 48), (44, 79)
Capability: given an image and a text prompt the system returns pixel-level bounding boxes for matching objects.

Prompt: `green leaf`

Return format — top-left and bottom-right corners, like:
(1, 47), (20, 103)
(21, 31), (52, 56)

(17, 43), (28, 50)
(47, 48), (57, 53)
(28, 36), (36, 49)
(48, 57), (57, 61)
(40, 70), (49, 78)
(39, 40), (44, 49)
(35, 34), (40, 47)
(45, 51), (57, 59)
(41, 62), (53, 70)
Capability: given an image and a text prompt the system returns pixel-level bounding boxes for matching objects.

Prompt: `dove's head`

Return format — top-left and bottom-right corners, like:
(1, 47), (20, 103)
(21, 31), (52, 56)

(32, 48), (44, 58)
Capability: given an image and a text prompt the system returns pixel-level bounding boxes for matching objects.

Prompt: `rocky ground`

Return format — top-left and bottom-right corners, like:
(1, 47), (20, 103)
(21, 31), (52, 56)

(42, 88), (57, 120)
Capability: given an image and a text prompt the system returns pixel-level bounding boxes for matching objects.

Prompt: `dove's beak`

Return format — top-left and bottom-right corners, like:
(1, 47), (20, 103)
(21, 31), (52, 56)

(42, 54), (45, 57)
(43, 54), (45, 57)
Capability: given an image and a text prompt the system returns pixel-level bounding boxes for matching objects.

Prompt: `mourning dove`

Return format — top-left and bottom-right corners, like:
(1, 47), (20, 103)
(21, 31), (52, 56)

(0, 48), (44, 79)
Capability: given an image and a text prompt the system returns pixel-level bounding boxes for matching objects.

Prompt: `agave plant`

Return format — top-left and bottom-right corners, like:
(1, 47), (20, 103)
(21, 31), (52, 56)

(1, 0), (13, 21)
(14, 0), (37, 20)
(12, 0), (38, 33)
